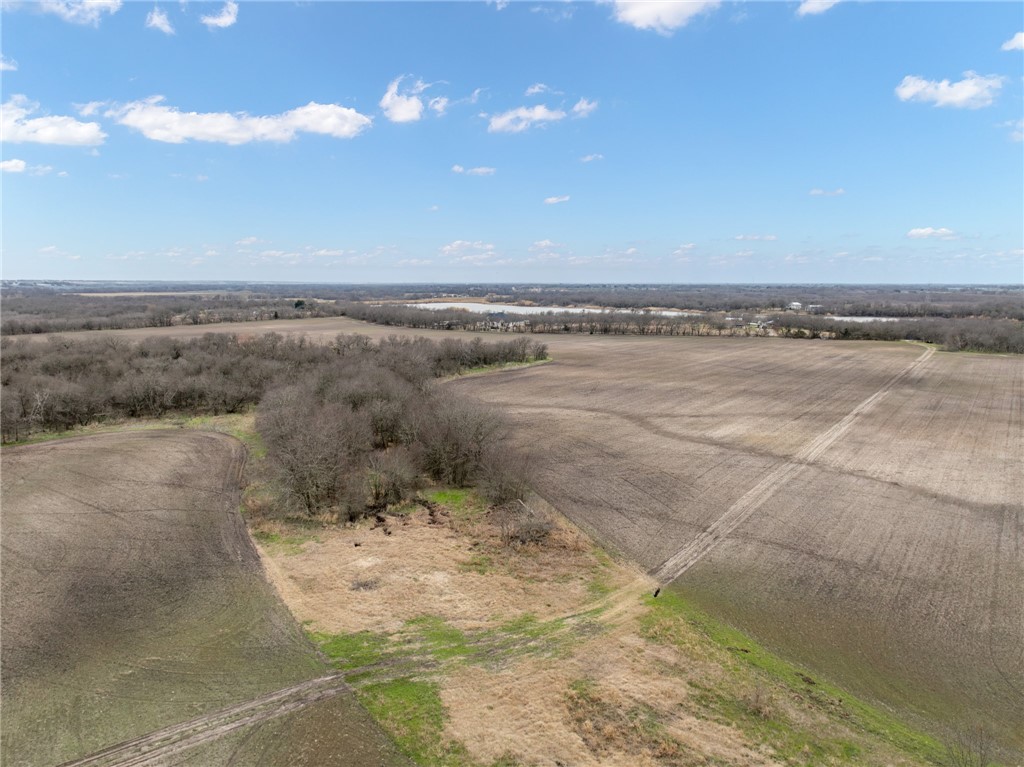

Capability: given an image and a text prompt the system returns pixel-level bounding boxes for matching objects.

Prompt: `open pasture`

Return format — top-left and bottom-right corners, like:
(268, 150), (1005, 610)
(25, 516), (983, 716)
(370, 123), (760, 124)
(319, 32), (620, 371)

(0, 430), (406, 766)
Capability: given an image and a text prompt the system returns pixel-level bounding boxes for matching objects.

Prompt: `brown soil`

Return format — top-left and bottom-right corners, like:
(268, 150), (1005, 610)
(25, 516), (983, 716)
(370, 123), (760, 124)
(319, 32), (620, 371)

(0, 430), (405, 767)
(33, 316), (1023, 756)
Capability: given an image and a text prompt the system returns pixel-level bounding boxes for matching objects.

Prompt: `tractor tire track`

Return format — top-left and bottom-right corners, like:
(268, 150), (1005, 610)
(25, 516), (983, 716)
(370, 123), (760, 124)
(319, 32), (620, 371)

(56, 673), (352, 767)
(652, 344), (935, 584)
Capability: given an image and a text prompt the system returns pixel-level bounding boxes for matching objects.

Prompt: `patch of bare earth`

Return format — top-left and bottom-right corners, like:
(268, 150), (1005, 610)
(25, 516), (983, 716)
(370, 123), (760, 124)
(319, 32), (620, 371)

(258, 501), (830, 767)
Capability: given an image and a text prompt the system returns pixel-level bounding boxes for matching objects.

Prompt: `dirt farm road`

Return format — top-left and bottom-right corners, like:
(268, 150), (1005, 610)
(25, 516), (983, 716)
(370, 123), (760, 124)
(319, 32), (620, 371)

(57, 674), (352, 767)
(651, 344), (936, 583)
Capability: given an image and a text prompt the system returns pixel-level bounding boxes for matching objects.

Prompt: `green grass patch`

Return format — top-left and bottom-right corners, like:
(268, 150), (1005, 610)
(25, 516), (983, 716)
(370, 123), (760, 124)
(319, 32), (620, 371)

(313, 630), (393, 671)
(422, 487), (486, 524)
(182, 412), (266, 458)
(458, 553), (493, 574)
(357, 678), (472, 766)
(405, 616), (473, 661)
(640, 590), (947, 765)
(251, 529), (319, 555)
(450, 358), (551, 379)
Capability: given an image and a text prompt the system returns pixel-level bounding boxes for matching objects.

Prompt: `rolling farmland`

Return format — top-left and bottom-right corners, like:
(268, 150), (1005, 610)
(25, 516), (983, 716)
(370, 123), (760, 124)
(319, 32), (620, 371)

(448, 336), (1023, 753)
(12, 317), (1023, 756)
(0, 430), (408, 767)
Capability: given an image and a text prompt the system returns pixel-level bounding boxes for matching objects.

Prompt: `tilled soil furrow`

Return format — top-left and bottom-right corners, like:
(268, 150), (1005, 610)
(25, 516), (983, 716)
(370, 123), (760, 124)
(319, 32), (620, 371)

(652, 346), (935, 583)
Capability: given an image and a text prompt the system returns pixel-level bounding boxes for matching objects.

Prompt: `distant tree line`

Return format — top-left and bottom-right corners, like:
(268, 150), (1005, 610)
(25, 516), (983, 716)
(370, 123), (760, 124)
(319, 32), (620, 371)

(0, 293), (348, 335)
(339, 302), (1024, 353)
(0, 332), (547, 518)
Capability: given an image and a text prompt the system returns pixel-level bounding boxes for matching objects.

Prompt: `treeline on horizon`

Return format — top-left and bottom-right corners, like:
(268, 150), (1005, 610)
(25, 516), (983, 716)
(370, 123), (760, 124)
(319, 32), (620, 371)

(1, 283), (1020, 353)
(0, 332), (548, 518)
(342, 302), (1024, 355)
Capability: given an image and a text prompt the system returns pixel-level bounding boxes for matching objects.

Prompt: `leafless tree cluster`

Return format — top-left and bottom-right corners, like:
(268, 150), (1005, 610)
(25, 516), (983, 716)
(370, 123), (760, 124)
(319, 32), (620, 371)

(1, 331), (541, 519)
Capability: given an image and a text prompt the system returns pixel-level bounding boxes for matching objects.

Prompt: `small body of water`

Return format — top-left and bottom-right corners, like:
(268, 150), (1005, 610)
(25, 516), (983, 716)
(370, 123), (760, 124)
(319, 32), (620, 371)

(828, 316), (907, 323)
(404, 302), (702, 317)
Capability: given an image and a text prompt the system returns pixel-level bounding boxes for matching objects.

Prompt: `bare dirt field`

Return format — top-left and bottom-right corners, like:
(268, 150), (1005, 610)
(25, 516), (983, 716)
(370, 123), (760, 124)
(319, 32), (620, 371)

(449, 338), (1023, 756)
(0, 430), (407, 767)
(29, 317), (1024, 757)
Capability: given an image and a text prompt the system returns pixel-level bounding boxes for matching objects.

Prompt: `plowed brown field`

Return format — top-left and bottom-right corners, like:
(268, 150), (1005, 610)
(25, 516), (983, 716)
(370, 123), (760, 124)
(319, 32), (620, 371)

(0, 430), (408, 767)
(28, 317), (1024, 756)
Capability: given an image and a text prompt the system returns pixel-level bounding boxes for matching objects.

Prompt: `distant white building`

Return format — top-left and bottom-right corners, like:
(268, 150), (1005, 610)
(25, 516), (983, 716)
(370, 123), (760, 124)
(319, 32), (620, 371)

(787, 301), (803, 310)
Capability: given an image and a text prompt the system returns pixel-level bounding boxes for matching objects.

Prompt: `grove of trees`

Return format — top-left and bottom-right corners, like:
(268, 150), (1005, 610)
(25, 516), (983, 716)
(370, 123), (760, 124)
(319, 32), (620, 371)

(1, 332), (548, 519)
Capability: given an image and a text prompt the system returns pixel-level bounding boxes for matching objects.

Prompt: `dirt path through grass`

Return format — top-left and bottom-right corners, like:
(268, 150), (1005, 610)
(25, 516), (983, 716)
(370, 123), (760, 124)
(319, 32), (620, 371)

(651, 345), (936, 583)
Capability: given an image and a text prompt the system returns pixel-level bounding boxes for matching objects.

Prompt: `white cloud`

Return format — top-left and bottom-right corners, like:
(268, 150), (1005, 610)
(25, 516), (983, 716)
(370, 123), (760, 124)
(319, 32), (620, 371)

(39, 0), (122, 25)
(380, 76), (429, 123)
(796, 0), (840, 16)
(146, 7), (174, 34)
(580, 153), (604, 162)
(106, 96), (371, 144)
(440, 240), (501, 264)
(0, 159), (26, 173)
(525, 83), (555, 96)
(809, 187), (845, 196)
(451, 164), (495, 176)
(544, 195), (570, 204)
(906, 227), (957, 240)
(672, 243), (696, 258)
(1001, 119), (1024, 142)
(2, 95), (107, 146)
(75, 101), (105, 117)
(611, 1), (720, 35)
(398, 258), (432, 266)
(895, 71), (1004, 109)
(571, 98), (598, 118)
(1001, 32), (1024, 51)
(734, 234), (777, 241)
(487, 104), (566, 133)
(428, 96), (449, 115)
(200, 0), (237, 28)
(235, 236), (261, 245)
(0, 54), (17, 71)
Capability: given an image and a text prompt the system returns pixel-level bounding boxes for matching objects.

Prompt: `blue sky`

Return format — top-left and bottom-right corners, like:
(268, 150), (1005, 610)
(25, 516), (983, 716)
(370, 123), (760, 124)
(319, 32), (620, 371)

(2, 0), (1022, 283)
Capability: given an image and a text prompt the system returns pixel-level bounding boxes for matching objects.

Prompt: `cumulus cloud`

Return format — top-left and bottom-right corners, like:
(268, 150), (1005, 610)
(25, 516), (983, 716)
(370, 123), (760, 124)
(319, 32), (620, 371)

(907, 227), (957, 240)
(1001, 119), (1024, 142)
(1, 54), (17, 72)
(201, 0), (237, 28)
(487, 104), (566, 133)
(451, 164), (496, 176)
(39, 0), (122, 25)
(1001, 32), (1024, 51)
(895, 71), (1004, 109)
(672, 243), (696, 259)
(106, 96), (372, 144)
(2, 95), (107, 146)
(734, 234), (777, 241)
(809, 187), (845, 196)
(0, 159), (26, 173)
(380, 76), (431, 123)
(525, 83), (557, 96)
(796, 0), (840, 16)
(611, 0), (720, 35)
(146, 7), (174, 34)
(440, 240), (502, 264)
(544, 195), (570, 204)
(236, 236), (261, 245)
(571, 98), (598, 118)
(428, 96), (449, 115)
(580, 153), (604, 162)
